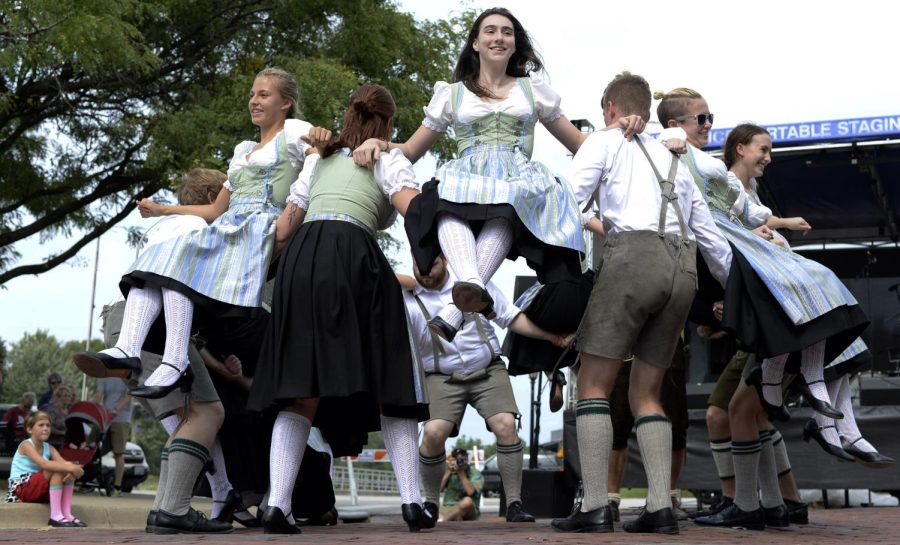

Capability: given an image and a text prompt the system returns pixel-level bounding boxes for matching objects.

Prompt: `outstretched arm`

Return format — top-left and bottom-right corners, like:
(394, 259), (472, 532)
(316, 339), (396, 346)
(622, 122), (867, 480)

(353, 125), (443, 170)
(136, 186), (231, 224)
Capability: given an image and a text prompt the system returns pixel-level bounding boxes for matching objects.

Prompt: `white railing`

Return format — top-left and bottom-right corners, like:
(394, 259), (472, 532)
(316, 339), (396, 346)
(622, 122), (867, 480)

(332, 465), (399, 495)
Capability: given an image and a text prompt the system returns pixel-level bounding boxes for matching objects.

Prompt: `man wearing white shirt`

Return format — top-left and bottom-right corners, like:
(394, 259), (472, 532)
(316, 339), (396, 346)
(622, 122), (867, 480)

(551, 72), (732, 535)
(404, 255), (570, 524)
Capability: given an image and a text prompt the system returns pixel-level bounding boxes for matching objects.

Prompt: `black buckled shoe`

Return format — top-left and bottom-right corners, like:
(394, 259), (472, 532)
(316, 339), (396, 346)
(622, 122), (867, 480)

(48, 518), (79, 528)
(423, 501), (439, 525)
(73, 348), (142, 380)
(802, 419), (855, 462)
(551, 505), (614, 533)
(298, 506), (339, 527)
(262, 506), (299, 534)
(841, 437), (896, 468)
(785, 499), (809, 525)
(130, 363), (194, 399)
(452, 281), (494, 314)
(694, 502), (765, 530)
(549, 370), (566, 413)
(689, 496), (733, 519)
(746, 368), (790, 422)
(428, 316), (458, 342)
(505, 501), (535, 522)
(213, 489), (243, 523)
(763, 503), (790, 528)
(794, 376), (843, 419)
(401, 503), (433, 532)
(623, 506), (679, 535)
(146, 510), (158, 533)
(155, 508), (234, 534)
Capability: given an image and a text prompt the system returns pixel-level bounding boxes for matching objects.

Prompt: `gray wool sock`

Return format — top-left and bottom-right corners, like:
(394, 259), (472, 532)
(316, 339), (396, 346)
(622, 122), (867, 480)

(758, 430), (783, 508)
(731, 439), (762, 512)
(496, 439), (525, 506)
(769, 429), (792, 476)
(635, 415), (672, 513)
(419, 450), (446, 505)
(710, 436), (734, 483)
(151, 447), (169, 511)
(576, 398), (612, 512)
(160, 438), (210, 516)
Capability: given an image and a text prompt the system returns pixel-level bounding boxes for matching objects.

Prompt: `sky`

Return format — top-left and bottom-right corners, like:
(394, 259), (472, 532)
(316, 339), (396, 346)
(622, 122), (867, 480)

(2, 0), (899, 445)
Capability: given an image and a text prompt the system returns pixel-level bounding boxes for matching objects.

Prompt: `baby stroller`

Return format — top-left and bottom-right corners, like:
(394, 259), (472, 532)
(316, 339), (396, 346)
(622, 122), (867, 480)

(61, 401), (115, 495)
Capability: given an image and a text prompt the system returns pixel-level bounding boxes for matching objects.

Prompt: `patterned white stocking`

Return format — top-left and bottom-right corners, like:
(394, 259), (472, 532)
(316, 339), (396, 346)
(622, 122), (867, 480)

(381, 415), (422, 505)
(102, 287), (162, 359)
(143, 288), (194, 388)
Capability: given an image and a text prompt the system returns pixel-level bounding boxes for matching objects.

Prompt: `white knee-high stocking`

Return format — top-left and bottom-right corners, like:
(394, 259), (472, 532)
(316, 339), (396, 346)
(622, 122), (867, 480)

(474, 218), (513, 284)
(437, 214), (481, 286)
(800, 341), (831, 404)
(268, 411), (311, 517)
(381, 415), (422, 506)
(143, 288), (194, 388)
(103, 287), (162, 358)
(761, 354), (789, 407)
(832, 375), (877, 452)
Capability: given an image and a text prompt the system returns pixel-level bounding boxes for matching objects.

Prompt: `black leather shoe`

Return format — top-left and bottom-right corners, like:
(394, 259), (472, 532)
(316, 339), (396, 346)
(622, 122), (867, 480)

(155, 508), (233, 534)
(802, 419), (855, 462)
(233, 508), (262, 528)
(746, 368), (790, 422)
(452, 281), (494, 314)
(401, 503), (433, 532)
(146, 510), (157, 533)
(763, 503), (790, 528)
(609, 501), (620, 522)
(694, 502), (765, 530)
(48, 518), (79, 528)
(549, 370), (566, 413)
(130, 363), (194, 399)
(785, 499), (808, 525)
(841, 436), (896, 468)
(423, 501), (439, 525)
(428, 316), (458, 342)
(623, 506), (679, 534)
(505, 501), (535, 522)
(795, 376), (843, 419)
(73, 349), (142, 380)
(551, 505), (614, 533)
(298, 506), (339, 527)
(213, 489), (243, 523)
(262, 506), (299, 534)
(689, 496), (732, 519)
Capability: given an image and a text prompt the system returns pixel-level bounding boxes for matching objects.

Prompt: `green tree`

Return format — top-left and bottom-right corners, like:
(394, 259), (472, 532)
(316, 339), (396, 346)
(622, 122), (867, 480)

(0, 0), (472, 284)
(454, 434), (498, 460)
(1, 330), (101, 403)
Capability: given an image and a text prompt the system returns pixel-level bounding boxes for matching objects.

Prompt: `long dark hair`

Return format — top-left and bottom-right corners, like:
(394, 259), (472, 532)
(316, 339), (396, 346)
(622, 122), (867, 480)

(723, 123), (770, 168)
(322, 85), (396, 158)
(453, 8), (543, 98)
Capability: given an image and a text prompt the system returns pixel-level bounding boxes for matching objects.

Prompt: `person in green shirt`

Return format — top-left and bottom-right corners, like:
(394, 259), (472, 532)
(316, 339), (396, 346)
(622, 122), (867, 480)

(440, 448), (484, 521)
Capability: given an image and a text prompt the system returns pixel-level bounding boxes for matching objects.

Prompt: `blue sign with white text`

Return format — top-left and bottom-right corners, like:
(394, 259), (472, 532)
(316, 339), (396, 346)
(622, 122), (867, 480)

(705, 115), (900, 149)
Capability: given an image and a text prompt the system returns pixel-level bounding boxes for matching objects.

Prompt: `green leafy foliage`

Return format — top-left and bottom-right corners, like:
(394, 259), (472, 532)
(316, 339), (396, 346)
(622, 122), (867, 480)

(0, 0), (473, 283)
(1, 330), (102, 403)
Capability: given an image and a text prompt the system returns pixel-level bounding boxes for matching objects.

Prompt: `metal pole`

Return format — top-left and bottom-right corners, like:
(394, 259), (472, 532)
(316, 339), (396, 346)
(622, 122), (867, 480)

(347, 458), (359, 506)
(81, 237), (101, 401)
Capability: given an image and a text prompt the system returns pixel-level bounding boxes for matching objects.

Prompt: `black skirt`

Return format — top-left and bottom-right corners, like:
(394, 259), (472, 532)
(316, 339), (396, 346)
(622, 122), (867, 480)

(504, 271), (594, 376)
(722, 246), (869, 362)
(247, 220), (428, 444)
(404, 179), (583, 284)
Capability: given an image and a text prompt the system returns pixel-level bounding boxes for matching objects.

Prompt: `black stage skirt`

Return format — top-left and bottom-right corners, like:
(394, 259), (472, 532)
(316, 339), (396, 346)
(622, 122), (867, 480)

(404, 179), (583, 284)
(824, 350), (873, 383)
(504, 271), (594, 376)
(722, 245), (869, 362)
(247, 220), (429, 447)
(120, 272), (264, 356)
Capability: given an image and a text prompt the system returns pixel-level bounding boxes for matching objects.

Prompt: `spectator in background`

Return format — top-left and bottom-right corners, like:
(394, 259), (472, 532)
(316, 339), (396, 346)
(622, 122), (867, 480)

(2, 391), (36, 445)
(43, 385), (74, 449)
(439, 448), (484, 521)
(38, 372), (63, 409)
(94, 377), (133, 495)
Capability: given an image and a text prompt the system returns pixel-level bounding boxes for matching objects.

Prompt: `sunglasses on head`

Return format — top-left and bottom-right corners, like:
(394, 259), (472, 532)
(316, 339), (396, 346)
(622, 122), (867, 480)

(676, 113), (714, 125)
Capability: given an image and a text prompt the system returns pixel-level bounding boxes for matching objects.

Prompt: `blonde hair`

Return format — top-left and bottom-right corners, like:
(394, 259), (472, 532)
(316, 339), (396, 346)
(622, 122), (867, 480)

(175, 168), (226, 205)
(51, 384), (75, 403)
(655, 87), (703, 126)
(25, 411), (52, 431)
(601, 71), (651, 121)
(255, 67), (300, 119)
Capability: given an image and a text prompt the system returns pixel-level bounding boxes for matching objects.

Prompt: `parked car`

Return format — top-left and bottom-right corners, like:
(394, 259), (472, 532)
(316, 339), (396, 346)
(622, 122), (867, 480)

(99, 440), (150, 493)
(481, 448), (563, 498)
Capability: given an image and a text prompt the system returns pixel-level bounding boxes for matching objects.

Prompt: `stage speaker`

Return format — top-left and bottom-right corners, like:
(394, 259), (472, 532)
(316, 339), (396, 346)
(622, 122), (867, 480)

(859, 375), (900, 406)
(503, 469), (573, 518)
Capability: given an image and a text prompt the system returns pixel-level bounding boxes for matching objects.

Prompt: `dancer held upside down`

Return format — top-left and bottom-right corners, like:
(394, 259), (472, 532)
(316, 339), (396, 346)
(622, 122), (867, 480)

(352, 7), (645, 342)
(247, 84), (431, 534)
(72, 68), (329, 400)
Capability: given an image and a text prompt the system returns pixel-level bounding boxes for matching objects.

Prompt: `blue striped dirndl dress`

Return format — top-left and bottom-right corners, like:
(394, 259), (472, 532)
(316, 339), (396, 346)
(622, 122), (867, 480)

(123, 133), (296, 310)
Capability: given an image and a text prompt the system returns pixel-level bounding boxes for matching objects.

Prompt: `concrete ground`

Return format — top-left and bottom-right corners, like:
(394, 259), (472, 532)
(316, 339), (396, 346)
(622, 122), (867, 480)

(1, 490), (898, 544)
